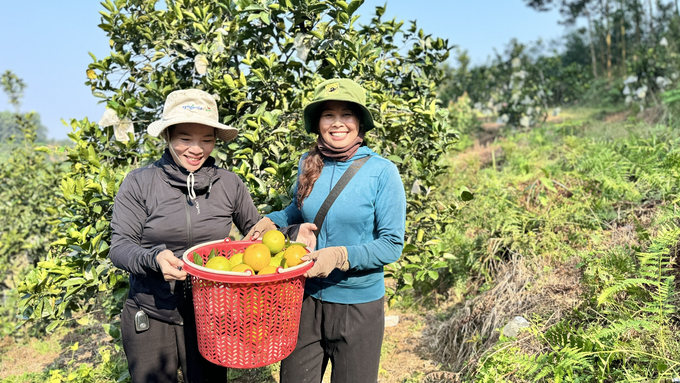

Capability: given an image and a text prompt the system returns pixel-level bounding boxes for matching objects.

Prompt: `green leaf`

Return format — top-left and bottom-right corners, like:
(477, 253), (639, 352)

(46, 320), (62, 332)
(253, 152), (263, 168)
(62, 278), (87, 287)
(208, 248), (217, 260)
(264, 167), (277, 175)
(459, 186), (473, 201)
(102, 323), (121, 339)
(259, 12), (270, 24)
(224, 74), (235, 89)
(427, 270), (439, 280)
(402, 244), (417, 253)
(540, 177), (557, 192)
(193, 252), (203, 266)
(387, 155), (402, 163)
(347, 0), (363, 16)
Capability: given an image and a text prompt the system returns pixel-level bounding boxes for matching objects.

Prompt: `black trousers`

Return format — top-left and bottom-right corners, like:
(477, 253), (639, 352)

(280, 295), (385, 383)
(121, 302), (228, 383)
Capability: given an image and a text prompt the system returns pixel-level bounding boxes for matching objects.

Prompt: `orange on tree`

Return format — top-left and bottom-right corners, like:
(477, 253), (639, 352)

(261, 230), (286, 255)
(243, 243), (271, 272)
(283, 244), (307, 267)
(231, 263), (255, 275)
(204, 256), (232, 271)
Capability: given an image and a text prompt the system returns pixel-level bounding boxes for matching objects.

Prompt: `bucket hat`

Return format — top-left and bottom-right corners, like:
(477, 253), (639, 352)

(303, 78), (376, 133)
(147, 89), (238, 142)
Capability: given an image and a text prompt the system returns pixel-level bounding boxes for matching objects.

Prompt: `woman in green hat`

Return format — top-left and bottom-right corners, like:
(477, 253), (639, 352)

(247, 79), (407, 383)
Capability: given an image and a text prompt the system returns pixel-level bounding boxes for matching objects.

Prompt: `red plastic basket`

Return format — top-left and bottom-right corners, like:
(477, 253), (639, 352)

(182, 238), (312, 368)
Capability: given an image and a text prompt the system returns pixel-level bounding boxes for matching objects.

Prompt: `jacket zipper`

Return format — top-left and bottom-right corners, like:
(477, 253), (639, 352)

(185, 197), (193, 248)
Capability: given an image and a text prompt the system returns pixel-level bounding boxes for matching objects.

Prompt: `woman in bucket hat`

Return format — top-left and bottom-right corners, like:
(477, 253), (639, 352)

(110, 89), (261, 383)
(247, 79), (407, 383)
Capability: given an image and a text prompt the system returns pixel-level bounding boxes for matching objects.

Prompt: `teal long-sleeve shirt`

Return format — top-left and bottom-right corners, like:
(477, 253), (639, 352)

(267, 146), (406, 304)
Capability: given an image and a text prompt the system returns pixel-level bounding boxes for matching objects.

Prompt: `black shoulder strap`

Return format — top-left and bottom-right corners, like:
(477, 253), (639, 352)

(312, 156), (370, 238)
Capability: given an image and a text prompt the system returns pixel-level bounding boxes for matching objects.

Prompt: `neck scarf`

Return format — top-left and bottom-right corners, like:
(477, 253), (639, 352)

(159, 149), (217, 197)
(316, 134), (364, 162)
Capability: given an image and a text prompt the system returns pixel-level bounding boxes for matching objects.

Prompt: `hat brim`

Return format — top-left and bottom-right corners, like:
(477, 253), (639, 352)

(148, 117), (238, 142)
(303, 98), (377, 134)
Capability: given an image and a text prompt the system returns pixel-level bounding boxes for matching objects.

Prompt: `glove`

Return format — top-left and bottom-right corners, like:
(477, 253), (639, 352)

(302, 246), (349, 278)
(245, 217), (277, 240)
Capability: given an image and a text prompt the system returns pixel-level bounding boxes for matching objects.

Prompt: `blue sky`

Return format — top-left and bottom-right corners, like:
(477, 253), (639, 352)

(0, 1), (566, 139)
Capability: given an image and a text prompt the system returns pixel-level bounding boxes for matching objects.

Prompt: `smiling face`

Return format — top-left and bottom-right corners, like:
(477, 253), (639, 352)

(168, 123), (216, 172)
(318, 101), (361, 149)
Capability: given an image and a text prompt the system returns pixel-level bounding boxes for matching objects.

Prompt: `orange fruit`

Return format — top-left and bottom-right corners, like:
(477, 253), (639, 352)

(283, 245), (307, 267)
(229, 252), (244, 267)
(231, 263), (255, 275)
(257, 265), (280, 275)
(262, 230), (286, 254)
(243, 243), (271, 272)
(270, 255), (285, 267)
(204, 256), (232, 271)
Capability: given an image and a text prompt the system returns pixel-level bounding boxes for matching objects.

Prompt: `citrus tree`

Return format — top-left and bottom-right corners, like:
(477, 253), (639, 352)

(19, 0), (461, 329)
(0, 72), (63, 335)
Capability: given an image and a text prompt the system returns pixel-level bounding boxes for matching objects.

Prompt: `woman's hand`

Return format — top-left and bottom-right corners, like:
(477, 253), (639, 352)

(295, 223), (318, 250)
(156, 250), (187, 281)
(302, 246), (349, 278)
(245, 217), (277, 240)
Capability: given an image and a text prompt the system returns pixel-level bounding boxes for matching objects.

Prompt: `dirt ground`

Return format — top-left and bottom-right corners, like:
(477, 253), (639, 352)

(0, 306), (445, 383)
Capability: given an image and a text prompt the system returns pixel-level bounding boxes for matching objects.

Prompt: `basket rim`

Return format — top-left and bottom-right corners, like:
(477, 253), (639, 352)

(182, 238), (313, 283)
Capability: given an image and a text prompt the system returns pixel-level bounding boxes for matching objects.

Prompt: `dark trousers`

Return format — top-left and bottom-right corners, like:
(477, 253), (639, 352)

(280, 295), (385, 383)
(121, 302), (228, 383)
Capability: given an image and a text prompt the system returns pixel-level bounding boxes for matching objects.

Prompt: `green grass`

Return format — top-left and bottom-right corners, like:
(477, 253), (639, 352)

(432, 106), (680, 381)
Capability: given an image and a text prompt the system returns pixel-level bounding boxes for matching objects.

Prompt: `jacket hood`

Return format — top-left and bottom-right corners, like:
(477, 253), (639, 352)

(158, 149), (219, 194)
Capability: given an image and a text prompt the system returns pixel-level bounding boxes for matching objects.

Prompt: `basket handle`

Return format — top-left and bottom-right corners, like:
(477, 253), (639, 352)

(278, 260), (313, 274)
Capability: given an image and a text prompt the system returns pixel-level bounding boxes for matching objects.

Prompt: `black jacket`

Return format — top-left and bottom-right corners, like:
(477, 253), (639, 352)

(110, 149), (260, 324)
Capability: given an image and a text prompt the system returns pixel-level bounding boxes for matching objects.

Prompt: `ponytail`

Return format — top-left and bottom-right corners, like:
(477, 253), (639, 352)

(296, 143), (324, 209)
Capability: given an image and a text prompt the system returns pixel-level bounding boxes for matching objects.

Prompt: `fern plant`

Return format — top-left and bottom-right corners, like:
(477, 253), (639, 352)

(597, 225), (678, 324)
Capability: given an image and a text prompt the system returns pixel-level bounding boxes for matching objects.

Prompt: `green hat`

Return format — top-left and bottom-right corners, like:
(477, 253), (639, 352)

(303, 78), (376, 134)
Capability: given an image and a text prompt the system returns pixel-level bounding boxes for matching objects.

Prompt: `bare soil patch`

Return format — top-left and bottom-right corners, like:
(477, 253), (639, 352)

(379, 311), (440, 382)
(452, 141), (504, 173)
(603, 110), (630, 123)
(0, 336), (60, 379)
(637, 105), (665, 126)
(0, 321), (115, 380)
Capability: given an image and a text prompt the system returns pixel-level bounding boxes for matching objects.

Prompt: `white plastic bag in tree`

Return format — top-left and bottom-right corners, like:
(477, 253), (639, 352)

(98, 108), (120, 127)
(195, 54), (209, 75)
(114, 118), (134, 142)
(294, 33), (310, 62)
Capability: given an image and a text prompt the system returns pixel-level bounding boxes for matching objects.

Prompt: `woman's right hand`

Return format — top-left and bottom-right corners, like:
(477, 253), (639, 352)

(156, 250), (187, 281)
(295, 223), (318, 250)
